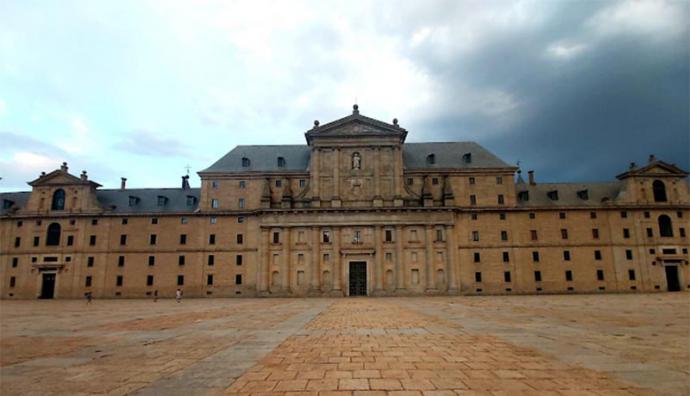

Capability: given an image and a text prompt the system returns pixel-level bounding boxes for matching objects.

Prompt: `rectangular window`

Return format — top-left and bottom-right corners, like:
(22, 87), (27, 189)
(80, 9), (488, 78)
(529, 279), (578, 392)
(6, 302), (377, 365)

(501, 231), (508, 241)
(12, 257), (18, 267)
(178, 255), (185, 265)
(497, 195), (504, 205)
(644, 211), (650, 218)
(67, 235), (74, 246)
(475, 272), (482, 282)
(210, 216), (217, 224)
(471, 213), (478, 220)
(275, 179), (281, 187)
(236, 234), (243, 244)
(299, 179), (305, 188)
(594, 250), (602, 260)
(472, 231), (479, 241)
(148, 256), (155, 266)
(628, 269), (636, 281)
(116, 275), (123, 286)
(354, 230), (361, 243)
(435, 229), (443, 242)
(561, 229), (568, 239)
(680, 228), (686, 238)
(235, 274), (242, 285)
(236, 255), (243, 265)
(117, 256), (124, 267)
(529, 212), (536, 219)
(33, 236), (39, 246)
(209, 234), (216, 245)
(14, 237), (20, 247)
(120, 235), (127, 245)
(596, 269), (604, 281)
(559, 212), (566, 219)
(273, 232), (280, 244)
(432, 177), (439, 185)
(239, 180), (245, 189)
(473, 252), (481, 263)
(208, 255), (214, 266)
(469, 177), (476, 185)
(621, 211), (628, 218)
(496, 176), (503, 185)
(88, 256), (95, 267)
(499, 213), (506, 220)
(151, 218), (158, 224)
(16, 221), (22, 227)
(502, 251), (509, 262)
(534, 271), (542, 282)
(563, 250), (571, 261)
(592, 229), (599, 239)
(565, 270), (573, 281)
(9, 276), (16, 288)
(646, 228), (653, 237)
(91, 219), (98, 225)
(211, 199), (219, 208)
(384, 253), (391, 262)
(504, 271), (511, 282)
(470, 195), (477, 205)
(146, 275), (154, 286)
(122, 218), (128, 225)
(207, 274), (214, 285)
(89, 235), (96, 246)
(238, 216), (245, 223)
(150, 234), (157, 245)
(238, 198), (245, 209)
(212, 181), (219, 189)
(590, 211), (597, 219)
(177, 275), (184, 286)
(530, 230), (538, 241)
(85, 276), (92, 287)
(406, 178), (413, 185)
(532, 251), (540, 262)
(323, 230), (331, 243)
(623, 228), (630, 239)
(181, 217), (188, 224)
(325, 253), (332, 262)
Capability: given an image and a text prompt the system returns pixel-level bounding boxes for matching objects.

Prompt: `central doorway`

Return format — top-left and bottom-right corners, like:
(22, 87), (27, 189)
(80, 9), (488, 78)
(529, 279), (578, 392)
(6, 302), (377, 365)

(665, 266), (681, 292)
(349, 262), (367, 296)
(40, 273), (56, 299)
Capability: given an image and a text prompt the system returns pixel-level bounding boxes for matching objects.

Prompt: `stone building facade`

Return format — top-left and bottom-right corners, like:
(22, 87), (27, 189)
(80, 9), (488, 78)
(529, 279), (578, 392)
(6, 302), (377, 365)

(1, 106), (689, 299)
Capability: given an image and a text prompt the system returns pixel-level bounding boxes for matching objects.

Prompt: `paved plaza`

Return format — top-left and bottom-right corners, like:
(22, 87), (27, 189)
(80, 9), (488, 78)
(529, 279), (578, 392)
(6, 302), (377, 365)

(0, 294), (688, 396)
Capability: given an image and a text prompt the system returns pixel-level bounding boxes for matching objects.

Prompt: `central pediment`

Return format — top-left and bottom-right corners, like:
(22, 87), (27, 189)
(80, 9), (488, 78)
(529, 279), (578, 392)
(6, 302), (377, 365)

(305, 105), (407, 145)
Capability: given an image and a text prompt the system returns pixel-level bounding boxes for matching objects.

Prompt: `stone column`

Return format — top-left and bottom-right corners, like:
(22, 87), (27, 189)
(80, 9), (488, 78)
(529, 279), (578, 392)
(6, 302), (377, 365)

(374, 225), (383, 293)
(312, 149), (320, 198)
(257, 228), (269, 292)
(395, 225), (404, 290)
(374, 148), (380, 197)
(393, 147), (401, 197)
(425, 225), (435, 290)
(282, 228), (290, 293)
(311, 226), (320, 292)
(333, 227), (341, 291)
(446, 225), (458, 293)
(333, 149), (340, 199)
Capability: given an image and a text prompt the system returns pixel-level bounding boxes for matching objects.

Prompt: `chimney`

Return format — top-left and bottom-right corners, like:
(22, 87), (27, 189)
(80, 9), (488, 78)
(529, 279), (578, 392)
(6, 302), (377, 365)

(528, 170), (535, 185)
(648, 154), (656, 163)
(120, 177), (127, 190)
(60, 162), (68, 172)
(181, 175), (190, 190)
(80, 170), (88, 181)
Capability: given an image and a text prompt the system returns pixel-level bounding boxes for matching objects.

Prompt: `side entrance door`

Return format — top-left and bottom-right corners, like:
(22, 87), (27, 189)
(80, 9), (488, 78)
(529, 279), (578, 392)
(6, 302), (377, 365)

(349, 262), (367, 296)
(40, 273), (56, 299)
(665, 266), (681, 292)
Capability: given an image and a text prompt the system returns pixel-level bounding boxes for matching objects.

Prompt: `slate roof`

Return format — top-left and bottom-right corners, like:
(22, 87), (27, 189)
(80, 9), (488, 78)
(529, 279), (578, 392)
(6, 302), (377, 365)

(0, 188), (200, 215)
(403, 142), (513, 170)
(515, 181), (623, 207)
(200, 142), (513, 173)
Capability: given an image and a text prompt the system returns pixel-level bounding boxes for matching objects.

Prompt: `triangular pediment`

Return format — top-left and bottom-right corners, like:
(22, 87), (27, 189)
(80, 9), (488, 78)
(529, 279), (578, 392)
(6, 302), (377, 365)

(28, 169), (101, 187)
(616, 160), (688, 180)
(305, 105), (407, 144)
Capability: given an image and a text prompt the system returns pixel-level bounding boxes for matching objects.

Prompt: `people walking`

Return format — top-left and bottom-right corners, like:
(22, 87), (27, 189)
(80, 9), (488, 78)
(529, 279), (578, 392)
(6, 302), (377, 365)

(175, 289), (182, 303)
(153, 290), (158, 302)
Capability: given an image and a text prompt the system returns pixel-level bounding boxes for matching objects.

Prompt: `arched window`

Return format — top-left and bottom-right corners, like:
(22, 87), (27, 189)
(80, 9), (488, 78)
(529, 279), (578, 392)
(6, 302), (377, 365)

(241, 157), (250, 167)
(652, 180), (667, 202)
(426, 153), (436, 165)
(658, 215), (673, 237)
(46, 223), (61, 246)
(277, 157), (286, 168)
(51, 189), (65, 210)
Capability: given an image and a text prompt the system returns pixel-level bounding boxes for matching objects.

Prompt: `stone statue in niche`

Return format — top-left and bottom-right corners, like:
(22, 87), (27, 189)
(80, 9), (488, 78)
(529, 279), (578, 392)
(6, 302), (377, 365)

(352, 152), (361, 170)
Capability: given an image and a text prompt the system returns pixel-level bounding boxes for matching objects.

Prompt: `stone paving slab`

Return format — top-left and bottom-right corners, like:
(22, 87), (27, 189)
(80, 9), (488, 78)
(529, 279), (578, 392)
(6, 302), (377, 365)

(1, 294), (688, 395)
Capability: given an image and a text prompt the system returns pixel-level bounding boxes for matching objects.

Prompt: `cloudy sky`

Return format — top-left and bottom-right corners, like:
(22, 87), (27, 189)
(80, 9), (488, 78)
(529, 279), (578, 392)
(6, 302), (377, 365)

(0, 0), (688, 191)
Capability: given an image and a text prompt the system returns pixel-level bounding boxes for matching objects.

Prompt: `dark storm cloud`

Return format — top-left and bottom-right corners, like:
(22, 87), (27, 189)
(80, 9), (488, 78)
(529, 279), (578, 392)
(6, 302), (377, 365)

(398, 1), (689, 182)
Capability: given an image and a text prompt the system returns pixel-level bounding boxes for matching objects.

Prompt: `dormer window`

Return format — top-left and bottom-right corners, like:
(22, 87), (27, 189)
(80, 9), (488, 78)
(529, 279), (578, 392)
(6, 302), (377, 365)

(51, 189), (65, 210)
(186, 196), (197, 206)
(547, 190), (559, 201)
(128, 196), (140, 206)
(462, 152), (472, 164)
(157, 196), (168, 206)
(577, 189), (589, 200)
(426, 154), (436, 165)
(277, 157), (286, 168)
(242, 157), (250, 167)
(518, 191), (529, 201)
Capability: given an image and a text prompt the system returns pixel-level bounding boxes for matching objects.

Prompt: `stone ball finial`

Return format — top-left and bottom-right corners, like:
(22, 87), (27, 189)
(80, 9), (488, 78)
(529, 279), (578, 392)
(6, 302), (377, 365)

(313, 120), (319, 127)
(393, 118), (398, 126)
(353, 104), (359, 114)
